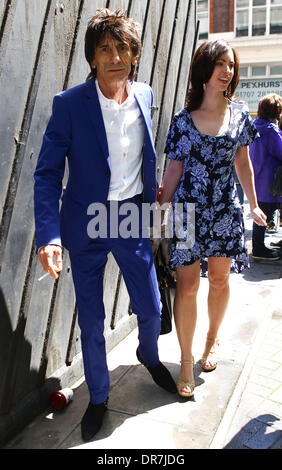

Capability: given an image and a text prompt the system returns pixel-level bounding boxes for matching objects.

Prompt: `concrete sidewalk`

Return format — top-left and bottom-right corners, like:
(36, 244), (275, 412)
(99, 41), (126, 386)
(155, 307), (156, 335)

(4, 206), (282, 450)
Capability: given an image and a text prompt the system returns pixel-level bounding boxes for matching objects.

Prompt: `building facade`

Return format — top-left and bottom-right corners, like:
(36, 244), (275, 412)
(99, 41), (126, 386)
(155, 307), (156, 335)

(197, 0), (282, 115)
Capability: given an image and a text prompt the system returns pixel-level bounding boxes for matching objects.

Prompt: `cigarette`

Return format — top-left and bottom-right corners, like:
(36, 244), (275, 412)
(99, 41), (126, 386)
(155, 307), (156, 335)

(37, 272), (50, 282)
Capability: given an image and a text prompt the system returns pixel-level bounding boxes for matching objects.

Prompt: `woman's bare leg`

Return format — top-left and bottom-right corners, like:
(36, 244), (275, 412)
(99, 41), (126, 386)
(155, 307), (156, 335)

(202, 257), (231, 365)
(174, 260), (201, 383)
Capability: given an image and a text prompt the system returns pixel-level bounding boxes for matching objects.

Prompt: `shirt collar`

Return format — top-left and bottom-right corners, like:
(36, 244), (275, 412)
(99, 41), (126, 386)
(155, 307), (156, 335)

(95, 79), (134, 108)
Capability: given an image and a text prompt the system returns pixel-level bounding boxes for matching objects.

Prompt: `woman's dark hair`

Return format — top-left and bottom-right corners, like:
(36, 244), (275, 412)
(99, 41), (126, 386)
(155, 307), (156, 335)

(257, 93), (282, 121)
(185, 40), (240, 112)
(84, 9), (142, 81)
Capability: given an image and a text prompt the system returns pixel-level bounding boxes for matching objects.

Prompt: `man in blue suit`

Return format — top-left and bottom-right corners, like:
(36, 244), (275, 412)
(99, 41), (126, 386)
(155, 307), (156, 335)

(34, 9), (176, 441)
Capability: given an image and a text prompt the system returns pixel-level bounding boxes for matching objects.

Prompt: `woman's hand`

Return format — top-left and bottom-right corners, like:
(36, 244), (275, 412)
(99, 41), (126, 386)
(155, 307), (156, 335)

(156, 185), (163, 202)
(252, 207), (267, 226)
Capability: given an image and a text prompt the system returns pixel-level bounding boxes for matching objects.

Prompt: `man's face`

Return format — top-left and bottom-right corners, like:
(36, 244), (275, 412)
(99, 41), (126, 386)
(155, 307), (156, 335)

(91, 33), (137, 86)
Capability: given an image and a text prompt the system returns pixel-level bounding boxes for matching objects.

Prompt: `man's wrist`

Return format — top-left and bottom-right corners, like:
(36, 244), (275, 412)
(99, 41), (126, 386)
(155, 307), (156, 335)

(38, 244), (62, 251)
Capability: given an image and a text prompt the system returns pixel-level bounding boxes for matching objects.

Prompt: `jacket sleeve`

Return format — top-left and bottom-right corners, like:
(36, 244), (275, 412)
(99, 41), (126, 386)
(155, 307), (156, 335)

(33, 93), (71, 252)
(269, 127), (282, 162)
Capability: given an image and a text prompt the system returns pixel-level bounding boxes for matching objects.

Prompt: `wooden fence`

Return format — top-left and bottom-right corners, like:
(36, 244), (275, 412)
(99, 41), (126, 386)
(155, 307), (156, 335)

(0, 0), (196, 445)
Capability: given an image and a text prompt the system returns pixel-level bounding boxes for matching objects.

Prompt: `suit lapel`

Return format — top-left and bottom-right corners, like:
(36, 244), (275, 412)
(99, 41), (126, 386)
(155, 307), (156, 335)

(84, 79), (109, 159)
(133, 86), (155, 150)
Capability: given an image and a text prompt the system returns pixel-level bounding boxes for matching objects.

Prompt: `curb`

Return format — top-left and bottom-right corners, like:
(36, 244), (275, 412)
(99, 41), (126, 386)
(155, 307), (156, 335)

(209, 292), (277, 449)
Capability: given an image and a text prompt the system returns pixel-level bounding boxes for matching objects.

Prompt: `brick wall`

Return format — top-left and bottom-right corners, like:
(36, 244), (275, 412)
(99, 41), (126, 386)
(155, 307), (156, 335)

(210, 0), (234, 33)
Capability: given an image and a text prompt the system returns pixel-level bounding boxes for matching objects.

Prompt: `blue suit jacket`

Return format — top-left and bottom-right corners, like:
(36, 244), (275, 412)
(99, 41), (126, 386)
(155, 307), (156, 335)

(34, 79), (158, 252)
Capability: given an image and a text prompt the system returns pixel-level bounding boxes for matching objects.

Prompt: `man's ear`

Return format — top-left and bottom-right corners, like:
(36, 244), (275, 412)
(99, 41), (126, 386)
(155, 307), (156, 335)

(91, 56), (96, 69)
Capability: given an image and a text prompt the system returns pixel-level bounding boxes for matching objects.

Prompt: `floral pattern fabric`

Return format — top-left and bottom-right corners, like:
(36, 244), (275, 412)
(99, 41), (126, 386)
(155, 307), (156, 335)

(164, 100), (259, 276)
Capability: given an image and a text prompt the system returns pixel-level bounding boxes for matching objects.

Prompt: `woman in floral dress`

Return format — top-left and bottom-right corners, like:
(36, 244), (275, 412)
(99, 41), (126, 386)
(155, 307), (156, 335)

(159, 40), (267, 398)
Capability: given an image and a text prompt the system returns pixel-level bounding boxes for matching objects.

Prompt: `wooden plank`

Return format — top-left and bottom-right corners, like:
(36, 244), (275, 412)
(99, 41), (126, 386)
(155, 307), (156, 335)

(129, 0), (150, 31)
(0, 0), (6, 20)
(0, 0), (81, 411)
(157, 0), (196, 179)
(149, 0), (179, 144)
(4, 0), (79, 325)
(155, 0), (194, 182)
(10, 0), (87, 398)
(0, 0), (16, 59)
(137, 0), (165, 86)
(0, 283), (16, 413)
(0, 0), (11, 27)
(11, 259), (58, 401)
(173, 0), (196, 115)
(0, 0), (55, 413)
(45, 254), (76, 377)
(0, 0), (52, 227)
(127, 0), (149, 24)
(107, 0), (130, 12)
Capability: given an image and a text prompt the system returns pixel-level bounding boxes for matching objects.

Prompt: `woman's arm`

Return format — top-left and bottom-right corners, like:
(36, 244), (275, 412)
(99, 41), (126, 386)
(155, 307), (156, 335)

(158, 159), (184, 205)
(234, 145), (267, 226)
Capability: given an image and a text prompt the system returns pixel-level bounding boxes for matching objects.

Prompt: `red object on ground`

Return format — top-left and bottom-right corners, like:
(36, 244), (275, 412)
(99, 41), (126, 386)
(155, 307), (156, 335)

(50, 388), (73, 410)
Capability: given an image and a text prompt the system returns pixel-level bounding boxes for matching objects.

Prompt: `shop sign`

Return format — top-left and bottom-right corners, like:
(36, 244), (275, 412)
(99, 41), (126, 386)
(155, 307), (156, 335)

(236, 78), (282, 114)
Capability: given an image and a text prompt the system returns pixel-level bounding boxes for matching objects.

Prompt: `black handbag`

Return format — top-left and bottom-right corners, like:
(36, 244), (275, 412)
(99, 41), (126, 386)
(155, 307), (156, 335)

(154, 240), (176, 335)
(269, 166), (282, 197)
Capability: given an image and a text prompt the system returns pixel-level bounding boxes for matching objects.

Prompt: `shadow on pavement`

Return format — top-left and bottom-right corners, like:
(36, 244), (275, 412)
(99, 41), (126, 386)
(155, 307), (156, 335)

(224, 414), (282, 449)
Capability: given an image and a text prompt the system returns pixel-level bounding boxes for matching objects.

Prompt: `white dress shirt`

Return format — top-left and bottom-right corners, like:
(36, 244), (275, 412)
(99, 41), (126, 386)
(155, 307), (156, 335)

(96, 80), (145, 201)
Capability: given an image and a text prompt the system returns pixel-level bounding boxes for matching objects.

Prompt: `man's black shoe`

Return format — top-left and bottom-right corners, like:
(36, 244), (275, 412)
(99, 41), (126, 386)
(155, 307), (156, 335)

(81, 399), (108, 441)
(252, 248), (280, 261)
(136, 348), (177, 393)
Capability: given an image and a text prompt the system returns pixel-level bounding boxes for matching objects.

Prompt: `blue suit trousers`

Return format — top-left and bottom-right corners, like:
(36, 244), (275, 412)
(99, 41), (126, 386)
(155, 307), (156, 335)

(69, 197), (161, 404)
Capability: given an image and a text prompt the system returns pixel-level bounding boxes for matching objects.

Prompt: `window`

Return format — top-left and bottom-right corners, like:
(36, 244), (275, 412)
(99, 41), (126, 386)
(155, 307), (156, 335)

(270, 4), (282, 33)
(252, 5), (266, 35)
(241, 63), (282, 77)
(252, 65), (266, 76)
(235, 0), (282, 37)
(197, 0), (209, 39)
(236, 8), (249, 36)
(240, 66), (249, 76)
(270, 64), (282, 75)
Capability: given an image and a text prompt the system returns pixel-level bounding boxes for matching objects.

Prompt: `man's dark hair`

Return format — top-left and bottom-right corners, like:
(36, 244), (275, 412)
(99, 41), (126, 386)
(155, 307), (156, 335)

(85, 9), (142, 81)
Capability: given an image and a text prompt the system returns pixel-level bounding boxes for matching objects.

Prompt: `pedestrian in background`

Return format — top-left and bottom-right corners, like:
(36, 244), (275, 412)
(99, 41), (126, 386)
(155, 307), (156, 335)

(249, 93), (282, 259)
(158, 39), (266, 398)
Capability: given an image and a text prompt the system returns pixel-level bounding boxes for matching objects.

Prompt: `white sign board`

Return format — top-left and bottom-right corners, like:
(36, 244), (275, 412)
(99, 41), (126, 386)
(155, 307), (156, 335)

(236, 78), (282, 114)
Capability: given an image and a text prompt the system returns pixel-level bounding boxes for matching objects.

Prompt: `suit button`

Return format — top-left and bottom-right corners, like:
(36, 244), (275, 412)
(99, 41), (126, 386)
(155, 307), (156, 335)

(105, 170), (110, 178)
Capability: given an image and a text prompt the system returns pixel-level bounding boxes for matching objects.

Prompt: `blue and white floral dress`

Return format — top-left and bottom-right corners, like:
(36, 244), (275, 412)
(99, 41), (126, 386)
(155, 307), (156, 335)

(164, 100), (258, 276)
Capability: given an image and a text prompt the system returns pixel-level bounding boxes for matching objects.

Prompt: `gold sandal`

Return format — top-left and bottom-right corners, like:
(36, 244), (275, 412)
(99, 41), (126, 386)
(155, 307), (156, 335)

(176, 358), (195, 397)
(201, 337), (219, 372)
